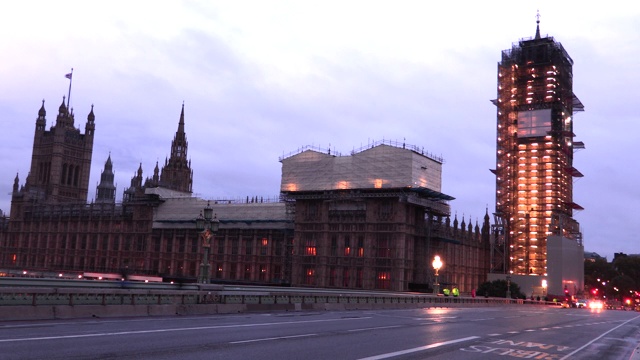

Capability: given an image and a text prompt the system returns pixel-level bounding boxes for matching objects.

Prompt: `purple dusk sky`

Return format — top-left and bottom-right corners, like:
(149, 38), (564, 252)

(1, 2), (638, 260)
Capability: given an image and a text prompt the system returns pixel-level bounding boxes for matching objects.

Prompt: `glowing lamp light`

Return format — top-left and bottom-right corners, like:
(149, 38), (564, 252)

(432, 255), (443, 275)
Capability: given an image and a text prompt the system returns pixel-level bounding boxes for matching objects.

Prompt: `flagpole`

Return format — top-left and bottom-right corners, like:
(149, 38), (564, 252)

(66, 68), (73, 110)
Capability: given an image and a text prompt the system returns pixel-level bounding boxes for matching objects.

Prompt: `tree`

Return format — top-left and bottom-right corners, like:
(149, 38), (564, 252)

(476, 279), (524, 299)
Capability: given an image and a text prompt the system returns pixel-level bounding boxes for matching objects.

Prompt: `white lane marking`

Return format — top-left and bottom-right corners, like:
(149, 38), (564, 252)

(357, 336), (480, 360)
(487, 333), (501, 336)
(0, 316), (371, 343)
(230, 333), (317, 344)
(413, 317), (457, 321)
(470, 318), (495, 321)
(349, 325), (403, 332)
(507, 331), (519, 334)
(559, 314), (640, 360)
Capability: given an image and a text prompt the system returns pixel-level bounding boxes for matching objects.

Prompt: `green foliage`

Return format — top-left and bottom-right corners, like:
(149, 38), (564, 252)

(584, 256), (640, 300)
(476, 279), (524, 299)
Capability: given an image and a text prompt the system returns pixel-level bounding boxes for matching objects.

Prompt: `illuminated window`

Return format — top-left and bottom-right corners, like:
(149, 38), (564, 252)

(376, 271), (391, 289)
(305, 237), (317, 256)
(260, 237), (267, 255)
(305, 267), (315, 285)
(344, 236), (351, 256)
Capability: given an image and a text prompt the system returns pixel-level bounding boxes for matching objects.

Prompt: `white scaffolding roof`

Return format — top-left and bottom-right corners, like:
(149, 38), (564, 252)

(280, 142), (443, 193)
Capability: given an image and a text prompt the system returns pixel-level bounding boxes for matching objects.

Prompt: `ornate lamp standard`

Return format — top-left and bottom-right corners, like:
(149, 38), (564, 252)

(432, 255), (443, 295)
(195, 202), (219, 284)
(506, 274), (512, 299)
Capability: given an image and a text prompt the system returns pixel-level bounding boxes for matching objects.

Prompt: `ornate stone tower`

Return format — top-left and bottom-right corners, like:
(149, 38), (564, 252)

(95, 154), (116, 203)
(11, 98), (95, 214)
(492, 17), (584, 276)
(159, 104), (193, 193)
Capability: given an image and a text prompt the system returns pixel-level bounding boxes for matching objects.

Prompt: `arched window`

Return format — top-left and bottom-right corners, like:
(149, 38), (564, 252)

(67, 165), (74, 185)
(61, 164), (68, 184)
(73, 166), (80, 187)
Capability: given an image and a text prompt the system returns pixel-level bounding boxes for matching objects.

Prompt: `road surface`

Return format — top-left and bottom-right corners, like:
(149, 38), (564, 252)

(1, 305), (639, 359)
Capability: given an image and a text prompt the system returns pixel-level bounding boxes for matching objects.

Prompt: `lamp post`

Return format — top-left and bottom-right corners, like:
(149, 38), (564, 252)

(506, 274), (512, 299)
(432, 255), (443, 295)
(195, 201), (220, 284)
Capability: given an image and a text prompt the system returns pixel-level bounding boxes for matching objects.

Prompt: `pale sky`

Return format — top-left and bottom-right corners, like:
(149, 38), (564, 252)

(1, 1), (639, 260)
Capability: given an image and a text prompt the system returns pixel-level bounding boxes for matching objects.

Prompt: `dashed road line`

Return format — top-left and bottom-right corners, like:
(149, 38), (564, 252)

(348, 325), (403, 332)
(358, 336), (480, 360)
(230, 333), (316, 344)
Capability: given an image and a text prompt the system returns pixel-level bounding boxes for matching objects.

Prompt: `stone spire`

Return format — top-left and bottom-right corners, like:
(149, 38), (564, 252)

(96, 154), (116, 203)
(36, 100), (46, 131)
(159, 104), (193, 193)
(535, 10), (541, 40)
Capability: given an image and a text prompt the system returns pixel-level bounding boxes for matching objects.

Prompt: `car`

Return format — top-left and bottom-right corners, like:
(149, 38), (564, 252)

(575, 299), (588, 308)
(561, 300), (573, 308)
(589, 300), (604, 310)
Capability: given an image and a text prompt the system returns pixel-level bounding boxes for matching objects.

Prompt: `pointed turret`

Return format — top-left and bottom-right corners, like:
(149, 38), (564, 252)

(153, 161), (159, 182)
(85, 105), (95, 137)
(534, 11), (541, 39)
(159, 104), (193, 193)
(56, 96), (74, 128)
(58, 97), (67, 115)
(13, 173), (19, 193)
(38, 100), (46, 118)
(36, 100), (46, 131)
(96, 153), (116, 204)
(178, 102), (185, 134)
(482, 208), (491, 238)
(87, 105), (95, 123)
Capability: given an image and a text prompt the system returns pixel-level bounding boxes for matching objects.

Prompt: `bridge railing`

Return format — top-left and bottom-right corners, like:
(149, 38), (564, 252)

(0, 276), (558, 309)
(0, 286), (554, 307)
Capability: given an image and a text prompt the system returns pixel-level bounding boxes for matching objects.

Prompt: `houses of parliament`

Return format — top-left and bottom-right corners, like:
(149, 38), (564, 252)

(0, 96), (491, 293)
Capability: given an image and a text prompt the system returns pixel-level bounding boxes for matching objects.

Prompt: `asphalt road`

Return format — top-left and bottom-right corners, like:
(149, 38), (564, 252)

(1, 305), (639, 359)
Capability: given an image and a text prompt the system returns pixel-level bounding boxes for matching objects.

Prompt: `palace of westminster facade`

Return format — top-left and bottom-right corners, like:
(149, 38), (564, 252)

(0, 97), (491, 292)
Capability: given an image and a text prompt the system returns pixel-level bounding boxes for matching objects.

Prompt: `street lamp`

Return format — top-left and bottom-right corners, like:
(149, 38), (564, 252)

(195, 201), (220, 284)
(432, 255), (443, 295)
(506, 275), (512, 299)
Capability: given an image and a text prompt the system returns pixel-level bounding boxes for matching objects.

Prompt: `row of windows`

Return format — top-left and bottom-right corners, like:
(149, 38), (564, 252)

(305, 267), (391, 289)
(302, 237), (392, 258)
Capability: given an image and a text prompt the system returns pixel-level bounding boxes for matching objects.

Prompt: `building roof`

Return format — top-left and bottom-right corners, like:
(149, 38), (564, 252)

(152, 196), (292, 230)
(280, 141), (444, 193)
